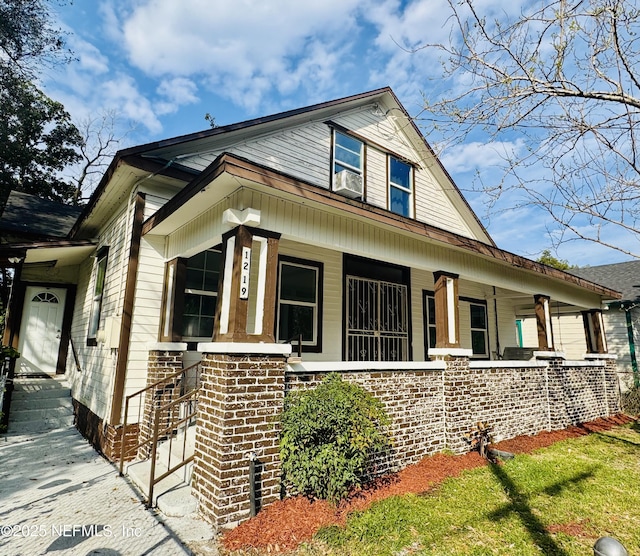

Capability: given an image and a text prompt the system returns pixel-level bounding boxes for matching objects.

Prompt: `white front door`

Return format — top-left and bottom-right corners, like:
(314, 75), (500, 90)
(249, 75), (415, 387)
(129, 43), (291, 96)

(18, 286), (67, 376)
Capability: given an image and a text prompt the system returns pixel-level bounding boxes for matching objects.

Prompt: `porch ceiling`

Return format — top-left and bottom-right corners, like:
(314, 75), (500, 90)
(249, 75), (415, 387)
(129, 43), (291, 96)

(0, 241), (96, 267)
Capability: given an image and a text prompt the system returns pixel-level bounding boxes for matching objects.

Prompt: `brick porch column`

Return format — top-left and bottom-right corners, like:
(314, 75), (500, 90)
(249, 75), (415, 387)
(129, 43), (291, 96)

(192, 342), (291, 529)
(430, 348), (473, 454)
(138, 343), (186, 458)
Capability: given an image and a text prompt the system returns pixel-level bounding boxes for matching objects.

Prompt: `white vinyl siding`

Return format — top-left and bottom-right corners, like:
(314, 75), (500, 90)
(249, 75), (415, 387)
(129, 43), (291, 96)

(67, 203), (129, 421)
(67, 185), (173, 422)
(161, 105), (488, 242)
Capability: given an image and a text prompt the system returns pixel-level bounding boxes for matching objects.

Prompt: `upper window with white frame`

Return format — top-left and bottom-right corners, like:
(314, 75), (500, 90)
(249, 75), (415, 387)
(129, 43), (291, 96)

(276, 258), (322, 350)
(334, 131), (363, 176)
(389, 156), (413, 217)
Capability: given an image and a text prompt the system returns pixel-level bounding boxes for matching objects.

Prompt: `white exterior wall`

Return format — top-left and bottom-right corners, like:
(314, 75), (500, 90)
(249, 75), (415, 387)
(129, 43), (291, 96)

(519, 313), (588, 359)
(604, 308), (638, 390)
(67, 203), (130, 421)
(172, 105), (483, 243)
(67, 184), (175, 423)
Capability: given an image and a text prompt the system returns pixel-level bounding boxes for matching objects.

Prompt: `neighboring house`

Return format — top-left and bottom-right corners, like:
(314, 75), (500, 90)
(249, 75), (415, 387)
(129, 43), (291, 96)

(1, 88), (621, 466)
(0, 191), (83, 244)
(572, 262), (640, 391)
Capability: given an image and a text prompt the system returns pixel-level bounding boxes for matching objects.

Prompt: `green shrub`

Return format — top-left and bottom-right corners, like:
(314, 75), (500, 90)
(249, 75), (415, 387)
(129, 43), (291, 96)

(279, 373), (391, 504)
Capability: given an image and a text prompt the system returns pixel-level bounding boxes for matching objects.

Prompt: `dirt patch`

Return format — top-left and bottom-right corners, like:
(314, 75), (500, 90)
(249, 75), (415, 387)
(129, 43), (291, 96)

(547, 519), (594, 539)
(221, 414), (635, 554)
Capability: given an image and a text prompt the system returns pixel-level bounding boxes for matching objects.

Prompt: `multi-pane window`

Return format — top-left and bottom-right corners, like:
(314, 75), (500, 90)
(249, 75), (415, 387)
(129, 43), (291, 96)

(88, 247), (108, 343)
(334, 131), (363, 176)
(470, 302), (488, 357)
(182, 249), (222, 338)
(277, 260), (321, 348)
(389, 156), (412, 217)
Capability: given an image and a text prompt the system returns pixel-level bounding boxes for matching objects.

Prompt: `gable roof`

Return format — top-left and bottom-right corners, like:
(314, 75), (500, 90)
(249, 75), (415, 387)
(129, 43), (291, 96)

(71, 87), (493, 246)
(0, 191), (83, 241)
(572, 261), (640, 303)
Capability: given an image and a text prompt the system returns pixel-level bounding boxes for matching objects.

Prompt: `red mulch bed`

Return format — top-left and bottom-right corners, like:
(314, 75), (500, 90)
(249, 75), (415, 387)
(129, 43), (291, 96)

(221, 414), (635, 553)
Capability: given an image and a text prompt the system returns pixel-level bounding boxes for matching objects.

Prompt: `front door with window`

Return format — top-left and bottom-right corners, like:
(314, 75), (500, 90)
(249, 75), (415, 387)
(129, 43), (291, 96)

(18, 286), (67, 375)
(346, 276), (408, 361)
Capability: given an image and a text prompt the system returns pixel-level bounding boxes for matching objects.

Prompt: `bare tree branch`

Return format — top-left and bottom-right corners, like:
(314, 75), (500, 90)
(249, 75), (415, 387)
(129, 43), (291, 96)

(419, 0), (640, 258)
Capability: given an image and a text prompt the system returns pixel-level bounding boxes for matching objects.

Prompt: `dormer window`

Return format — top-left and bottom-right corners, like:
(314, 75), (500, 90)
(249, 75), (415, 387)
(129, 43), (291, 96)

(333, 131), (364, 199)
(334, 131), (363, 175)
(389, 156), (413, 217)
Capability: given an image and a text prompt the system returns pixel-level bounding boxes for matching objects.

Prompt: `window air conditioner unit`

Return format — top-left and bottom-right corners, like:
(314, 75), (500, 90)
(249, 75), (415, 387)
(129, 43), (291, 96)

(334, 170), (363, 199)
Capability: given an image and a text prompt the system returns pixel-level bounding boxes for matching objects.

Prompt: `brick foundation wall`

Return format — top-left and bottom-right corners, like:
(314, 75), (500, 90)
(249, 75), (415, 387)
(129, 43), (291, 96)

(72, 399), (139, 462)
(547, 359), (621, 429)
(191, 352), (286, 529)
(286, 370), (445, 473)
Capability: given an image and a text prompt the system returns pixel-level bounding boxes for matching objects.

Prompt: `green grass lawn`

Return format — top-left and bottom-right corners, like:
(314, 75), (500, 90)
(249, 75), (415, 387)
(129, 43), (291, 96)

(295, 424), (640, 556)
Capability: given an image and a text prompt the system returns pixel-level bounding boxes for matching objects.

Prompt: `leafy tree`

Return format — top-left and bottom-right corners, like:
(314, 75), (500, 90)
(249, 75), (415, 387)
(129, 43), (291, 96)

(537, 249), (575, 271)
(0, 0), (73, 75)
(420, 0), (640, 259)
(0, 66), (82, 207)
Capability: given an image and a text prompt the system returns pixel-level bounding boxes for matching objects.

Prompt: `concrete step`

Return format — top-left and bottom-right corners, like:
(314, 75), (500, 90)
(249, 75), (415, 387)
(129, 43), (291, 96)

(10, 396), (72, 411)
(6, 415), (74, 434)
(12, 382), (71, 398)
(7, 375), (74, 434)
(125, 458), (197, 517)
(8, 405), (73, 423)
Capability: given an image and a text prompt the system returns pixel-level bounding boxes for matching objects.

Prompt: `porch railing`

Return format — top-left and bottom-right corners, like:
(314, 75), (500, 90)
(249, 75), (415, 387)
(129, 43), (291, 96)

(118, 361), (201, 504)
(146, 388), (199, 507)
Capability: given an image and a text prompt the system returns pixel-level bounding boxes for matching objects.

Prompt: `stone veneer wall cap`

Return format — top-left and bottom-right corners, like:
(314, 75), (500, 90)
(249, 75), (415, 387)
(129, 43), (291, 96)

(146, 342), (188, 351)
(197, 342), (292, 355)
(428, 348), (474, 358)
(288, 360), (446, 373)
(470, 360), (547, 369)
(534, 351), (566, 359)
(561, 360), (606, 367)
(584, 353), (618, 360)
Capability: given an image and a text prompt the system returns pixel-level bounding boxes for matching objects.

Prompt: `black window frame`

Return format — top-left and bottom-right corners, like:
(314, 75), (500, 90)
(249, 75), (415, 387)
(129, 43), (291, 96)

(276, 255), (323, 352)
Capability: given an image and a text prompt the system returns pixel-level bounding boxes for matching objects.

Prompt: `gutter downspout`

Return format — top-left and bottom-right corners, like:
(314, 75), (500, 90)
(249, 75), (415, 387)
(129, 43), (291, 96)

(110, 192), (146, 425)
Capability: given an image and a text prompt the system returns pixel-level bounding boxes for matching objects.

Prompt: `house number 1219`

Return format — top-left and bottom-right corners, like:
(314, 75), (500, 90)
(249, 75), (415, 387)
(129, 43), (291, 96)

(240, 247), (251, 299)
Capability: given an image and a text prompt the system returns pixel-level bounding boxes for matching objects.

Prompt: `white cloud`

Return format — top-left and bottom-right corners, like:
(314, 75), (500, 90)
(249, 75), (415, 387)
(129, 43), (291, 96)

(440, 139), (524, 174)
(155, 77), (199, 115)
(116, 0), (364, 110)
(101, 75), (163, 133)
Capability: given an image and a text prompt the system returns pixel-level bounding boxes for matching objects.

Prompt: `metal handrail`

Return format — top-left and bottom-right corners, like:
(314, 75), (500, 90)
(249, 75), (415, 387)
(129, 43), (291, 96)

(147, 388), (199, 507)
(119, 361), (201, 475)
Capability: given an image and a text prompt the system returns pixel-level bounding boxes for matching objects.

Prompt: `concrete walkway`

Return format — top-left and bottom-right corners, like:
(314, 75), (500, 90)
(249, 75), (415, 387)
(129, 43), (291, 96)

(0, 374), (218, 555)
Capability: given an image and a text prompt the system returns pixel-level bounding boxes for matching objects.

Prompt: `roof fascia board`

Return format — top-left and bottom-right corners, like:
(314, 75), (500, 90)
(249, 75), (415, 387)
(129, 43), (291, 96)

(69, 154), (195, 239)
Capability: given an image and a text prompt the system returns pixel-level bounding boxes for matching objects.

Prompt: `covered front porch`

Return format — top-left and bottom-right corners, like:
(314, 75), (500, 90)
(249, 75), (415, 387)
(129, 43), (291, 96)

(141, 154), (619, 368)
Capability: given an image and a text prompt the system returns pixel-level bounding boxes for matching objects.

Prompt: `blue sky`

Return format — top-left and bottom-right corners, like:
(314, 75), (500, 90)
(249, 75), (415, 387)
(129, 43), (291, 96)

(40, 0), (638, 267)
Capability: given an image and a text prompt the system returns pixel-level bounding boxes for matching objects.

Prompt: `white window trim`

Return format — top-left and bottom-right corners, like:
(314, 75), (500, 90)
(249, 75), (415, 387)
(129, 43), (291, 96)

(334, 130), (364, 176)
(388, 156), (413, 218)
